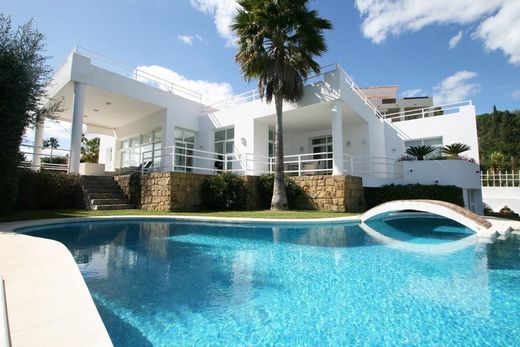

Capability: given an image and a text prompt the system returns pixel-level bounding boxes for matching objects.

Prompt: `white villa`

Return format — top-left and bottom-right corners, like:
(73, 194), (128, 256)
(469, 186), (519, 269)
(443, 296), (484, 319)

(30, 47), (483, 213)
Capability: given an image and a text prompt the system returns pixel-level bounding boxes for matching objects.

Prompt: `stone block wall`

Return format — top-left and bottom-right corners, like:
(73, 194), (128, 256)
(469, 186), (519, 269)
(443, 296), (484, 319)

(115, 172), (365, 212)
(291, 175), (365, 212)
(169, 172), (211, 211)
(114, 173), (141, 206)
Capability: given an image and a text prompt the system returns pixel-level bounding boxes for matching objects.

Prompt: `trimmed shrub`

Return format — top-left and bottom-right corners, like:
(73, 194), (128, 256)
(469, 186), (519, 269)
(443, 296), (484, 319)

(365, 184), (464, 209)
(257, 174), (309, 209)
(200, 172), (248, 210)
(16, 169), (83, 210)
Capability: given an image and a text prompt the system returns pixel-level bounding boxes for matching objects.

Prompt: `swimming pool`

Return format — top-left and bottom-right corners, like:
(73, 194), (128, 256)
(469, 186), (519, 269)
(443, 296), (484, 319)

(20, 216), (520, 346)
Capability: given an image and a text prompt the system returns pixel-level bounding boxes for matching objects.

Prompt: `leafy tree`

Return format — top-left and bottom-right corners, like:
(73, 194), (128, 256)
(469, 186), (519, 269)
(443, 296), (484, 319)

(405, 145), (435, 161)
(81, 137), (100, 163)
(232, 0), (332, 210)
(0, 15), (61, 211)
(441, 143), (470, 158)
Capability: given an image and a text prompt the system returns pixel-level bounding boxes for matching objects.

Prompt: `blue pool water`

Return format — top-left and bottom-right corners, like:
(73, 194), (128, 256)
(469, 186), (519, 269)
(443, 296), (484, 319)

(21, 216), (520, 346)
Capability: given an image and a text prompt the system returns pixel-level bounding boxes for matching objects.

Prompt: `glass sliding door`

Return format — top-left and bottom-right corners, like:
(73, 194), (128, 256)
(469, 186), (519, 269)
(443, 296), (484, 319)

(174, 128), (196, 172)
(214, 128), (234, 170)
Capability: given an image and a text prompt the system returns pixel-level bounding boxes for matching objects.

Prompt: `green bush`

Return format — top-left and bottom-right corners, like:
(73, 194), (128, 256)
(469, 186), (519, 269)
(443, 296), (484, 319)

(257, 174), (309, 209)
(16, 169), (83, 210)
(201, 172), (248, 210)
(365, 184), (464, 209)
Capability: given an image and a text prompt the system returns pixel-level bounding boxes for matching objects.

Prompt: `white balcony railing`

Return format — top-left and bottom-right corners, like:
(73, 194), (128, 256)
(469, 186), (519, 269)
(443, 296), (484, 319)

(383, 100), (472, 123)
(140, 146), (402, 178)
(344, 154), (403, 179)
(18, 144), (70, 172)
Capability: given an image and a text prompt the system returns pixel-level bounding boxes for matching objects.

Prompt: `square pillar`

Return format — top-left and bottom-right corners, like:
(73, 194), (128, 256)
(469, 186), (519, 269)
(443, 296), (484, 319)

(69, 82), (86, 173)
(332, 102), (344, 175)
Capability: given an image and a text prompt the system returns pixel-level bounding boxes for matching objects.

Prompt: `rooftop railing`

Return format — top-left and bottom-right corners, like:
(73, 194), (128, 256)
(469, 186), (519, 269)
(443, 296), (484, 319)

(209, 63), (383, 120)
(74, 46), (203, 104)
(383, 100), (472, 122)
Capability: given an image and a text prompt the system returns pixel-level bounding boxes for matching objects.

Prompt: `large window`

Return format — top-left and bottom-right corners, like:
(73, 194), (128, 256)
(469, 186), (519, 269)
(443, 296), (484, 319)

(174, 128), (196, 172)
(214, 128), (234, 170)
(120, 128), (162, 168)
(404, 137), (443, 158)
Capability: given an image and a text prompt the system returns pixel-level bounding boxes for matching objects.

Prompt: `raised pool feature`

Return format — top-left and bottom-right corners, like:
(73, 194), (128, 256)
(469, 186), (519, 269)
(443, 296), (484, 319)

(15, 215), (520, 346)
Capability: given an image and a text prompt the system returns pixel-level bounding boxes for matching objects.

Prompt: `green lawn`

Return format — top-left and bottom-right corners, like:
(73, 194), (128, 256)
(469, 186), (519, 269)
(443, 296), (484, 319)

(0, 209), (358, 223)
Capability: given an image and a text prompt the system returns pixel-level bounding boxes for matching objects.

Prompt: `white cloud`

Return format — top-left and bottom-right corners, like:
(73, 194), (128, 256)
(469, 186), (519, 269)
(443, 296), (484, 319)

(449, 30), (463, 50)
(477, 0), (520, 65)
(354, 0), (520, 65)
(402, 89), (423, 98)
(178, 34), (203, 45)
(178, 35), (194, 45)
(136, 65), (234, 104)
(512, 90), (520, 100)
(190, 0), (238, 46)
(433, 70), (480, 104)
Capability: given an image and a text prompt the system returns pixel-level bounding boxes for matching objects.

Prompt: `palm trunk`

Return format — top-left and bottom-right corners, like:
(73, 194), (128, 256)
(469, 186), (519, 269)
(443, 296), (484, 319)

(271, 94), (288, 210)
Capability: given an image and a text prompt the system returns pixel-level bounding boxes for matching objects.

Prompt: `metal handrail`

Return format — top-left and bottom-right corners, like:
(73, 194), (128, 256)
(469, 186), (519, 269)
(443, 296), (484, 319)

(74, 46), (203, 104)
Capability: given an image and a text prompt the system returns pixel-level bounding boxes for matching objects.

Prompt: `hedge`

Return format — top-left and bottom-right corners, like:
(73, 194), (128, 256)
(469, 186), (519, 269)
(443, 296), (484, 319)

(16, 169), (83, 210)
(200, 172), (248, 210)
(365, 184), (464, 209)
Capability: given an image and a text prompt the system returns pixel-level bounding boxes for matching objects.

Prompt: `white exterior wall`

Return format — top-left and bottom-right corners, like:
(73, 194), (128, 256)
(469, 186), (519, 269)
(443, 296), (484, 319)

(390, 105), (479, 162)
(482, 187), (520, 213)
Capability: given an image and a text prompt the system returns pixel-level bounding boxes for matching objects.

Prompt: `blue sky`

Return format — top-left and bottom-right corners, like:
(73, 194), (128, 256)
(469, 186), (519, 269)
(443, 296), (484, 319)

(3, 0), (520, 116)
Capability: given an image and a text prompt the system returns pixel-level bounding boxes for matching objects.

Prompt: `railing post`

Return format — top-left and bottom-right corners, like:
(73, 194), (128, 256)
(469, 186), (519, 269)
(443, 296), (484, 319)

(224, 155), (228, 172)
(298, 155), (301, 176)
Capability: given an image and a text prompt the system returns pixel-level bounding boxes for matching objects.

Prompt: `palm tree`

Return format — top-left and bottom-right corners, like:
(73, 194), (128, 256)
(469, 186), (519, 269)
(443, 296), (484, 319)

(232, 0), (332, 210)
(489, 151), (505, 172)
(441, 143), (470, 158)
(43, 137), (59, 161)
(405, 145), (435, 161)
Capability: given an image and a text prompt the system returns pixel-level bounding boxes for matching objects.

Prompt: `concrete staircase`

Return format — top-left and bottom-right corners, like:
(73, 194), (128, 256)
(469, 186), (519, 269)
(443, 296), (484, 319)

(81, 176), (133, 210)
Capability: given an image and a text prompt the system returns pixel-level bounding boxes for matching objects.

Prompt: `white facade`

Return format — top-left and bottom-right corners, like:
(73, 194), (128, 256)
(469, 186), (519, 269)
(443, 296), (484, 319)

(40, 48), (483, 213)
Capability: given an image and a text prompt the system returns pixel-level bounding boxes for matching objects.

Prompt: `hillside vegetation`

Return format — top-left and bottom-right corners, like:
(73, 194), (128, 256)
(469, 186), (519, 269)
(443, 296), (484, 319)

(477, 106), (520, 171)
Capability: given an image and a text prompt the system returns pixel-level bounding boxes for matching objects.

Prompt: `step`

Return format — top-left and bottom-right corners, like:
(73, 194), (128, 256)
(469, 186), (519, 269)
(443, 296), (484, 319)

(81, 176), (116, 183)
(84, 187), (123, 194)
(90, 198), (130, 205)
(87, 192), (127, 199)
(82, 185), (121, 191)
(92, 204), (134, 211)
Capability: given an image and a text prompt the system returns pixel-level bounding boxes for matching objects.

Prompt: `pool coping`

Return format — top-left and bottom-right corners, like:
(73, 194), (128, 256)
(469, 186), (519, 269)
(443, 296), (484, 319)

(0, 214), (362, 233)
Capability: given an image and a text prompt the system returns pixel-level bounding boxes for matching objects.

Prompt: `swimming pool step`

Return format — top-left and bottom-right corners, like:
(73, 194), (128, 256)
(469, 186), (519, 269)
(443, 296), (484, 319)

(92, 203), (134, 211)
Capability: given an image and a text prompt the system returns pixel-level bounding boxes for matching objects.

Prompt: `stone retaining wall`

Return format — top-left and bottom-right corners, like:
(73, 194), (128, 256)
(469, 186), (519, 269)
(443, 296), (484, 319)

(115, 172), (365, 212)
(292, 175), (365, 212)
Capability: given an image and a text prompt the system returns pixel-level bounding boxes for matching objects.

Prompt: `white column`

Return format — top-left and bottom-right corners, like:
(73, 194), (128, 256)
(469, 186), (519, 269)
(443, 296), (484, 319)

(69, 82), (86, 173)
(32, 120), (44, 171)
(332, 102), (344, 175)
(161, 109), (175, 172)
